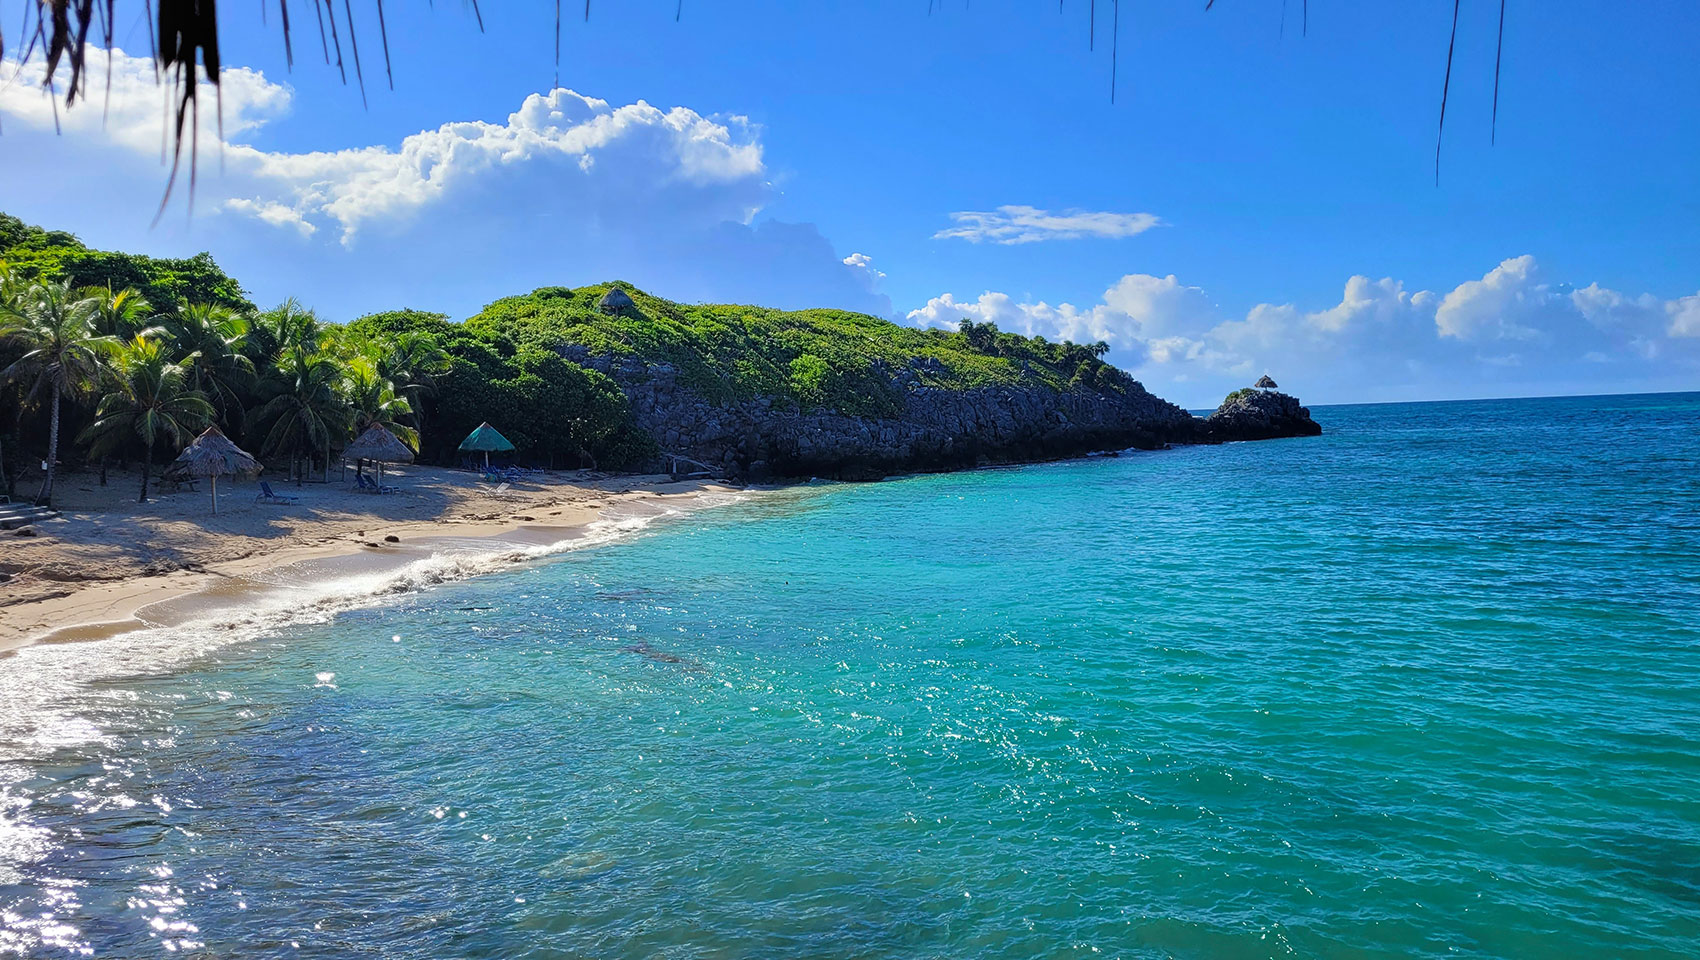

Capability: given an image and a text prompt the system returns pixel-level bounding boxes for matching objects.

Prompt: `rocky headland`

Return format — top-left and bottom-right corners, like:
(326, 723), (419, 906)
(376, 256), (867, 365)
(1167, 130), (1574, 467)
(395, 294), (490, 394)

(563, 346), (1321, 481)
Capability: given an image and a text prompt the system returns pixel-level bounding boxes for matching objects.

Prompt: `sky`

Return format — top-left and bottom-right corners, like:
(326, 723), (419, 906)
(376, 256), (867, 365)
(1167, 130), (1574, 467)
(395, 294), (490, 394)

(1, 0), (1697, 408)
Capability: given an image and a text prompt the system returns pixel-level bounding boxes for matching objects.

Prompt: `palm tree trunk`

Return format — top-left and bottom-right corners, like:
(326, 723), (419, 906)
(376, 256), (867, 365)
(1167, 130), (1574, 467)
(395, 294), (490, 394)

(37, 392), (60, 507)
(139, 442), (153, 503)
(6, 407), (21, 500)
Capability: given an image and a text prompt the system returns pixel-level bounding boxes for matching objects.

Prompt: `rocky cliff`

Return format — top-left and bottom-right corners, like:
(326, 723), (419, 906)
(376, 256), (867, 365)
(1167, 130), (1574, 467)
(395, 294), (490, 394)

(563, 347), (1319, 480)
(1200, 390), (1324, 442)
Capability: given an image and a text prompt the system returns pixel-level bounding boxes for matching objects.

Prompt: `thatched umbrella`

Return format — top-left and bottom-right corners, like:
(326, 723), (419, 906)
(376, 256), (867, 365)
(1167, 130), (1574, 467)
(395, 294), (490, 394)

(1255, 375), (1279, 390)
(344, 423), (416, 488)
(597, 288), (636, 316)
(458, 422), (516, 470)
(164, 426), (263, 515)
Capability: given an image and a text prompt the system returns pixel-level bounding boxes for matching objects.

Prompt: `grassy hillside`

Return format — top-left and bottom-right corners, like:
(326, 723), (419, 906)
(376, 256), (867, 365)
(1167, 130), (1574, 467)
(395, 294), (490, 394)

(461, 283), (1142, 418)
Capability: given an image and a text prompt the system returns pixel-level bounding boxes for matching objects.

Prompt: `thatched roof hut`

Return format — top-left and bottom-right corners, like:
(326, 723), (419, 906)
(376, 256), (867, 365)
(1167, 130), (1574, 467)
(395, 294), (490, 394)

(597, 287), (636, 316)
(1254, 375), (1279, 390)
(345, 423), (416, 464)
(164, 426), (262, 514)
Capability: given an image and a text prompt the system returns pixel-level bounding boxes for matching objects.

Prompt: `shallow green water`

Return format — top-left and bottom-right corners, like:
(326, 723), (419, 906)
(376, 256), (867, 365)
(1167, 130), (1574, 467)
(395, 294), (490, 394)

(3, 393), (1698, 958)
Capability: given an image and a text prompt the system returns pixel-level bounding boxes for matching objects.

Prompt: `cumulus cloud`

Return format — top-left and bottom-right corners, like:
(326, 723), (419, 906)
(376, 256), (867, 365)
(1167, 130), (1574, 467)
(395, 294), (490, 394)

(229, 86), (767, 243)
(1435, 255), (1554, 341)
(933, 205), (1161, 245)
(906, 273), (1210, 345)
(910, 257), (1700, 405)
(842, 252), (886, 288)
(1668, 295), (1700, 338)
(0, 46), (886, 317)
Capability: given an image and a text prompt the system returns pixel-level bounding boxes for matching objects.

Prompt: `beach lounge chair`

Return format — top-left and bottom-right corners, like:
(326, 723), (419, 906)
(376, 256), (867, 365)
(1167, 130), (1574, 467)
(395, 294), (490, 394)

(256, 481), (300, 505)
(357, 473), (399, 494)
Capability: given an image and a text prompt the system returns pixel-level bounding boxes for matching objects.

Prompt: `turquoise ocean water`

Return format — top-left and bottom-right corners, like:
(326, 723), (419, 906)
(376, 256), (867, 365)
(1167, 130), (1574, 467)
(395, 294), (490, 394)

(2, 392), (1698, 958)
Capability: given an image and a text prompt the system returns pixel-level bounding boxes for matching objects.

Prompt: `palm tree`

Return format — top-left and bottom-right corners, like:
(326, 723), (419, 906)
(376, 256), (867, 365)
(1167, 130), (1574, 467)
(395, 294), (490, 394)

(344, 357), (420, 450)
(0, 281), (115, 506)
(0, 263), (19, 497)
(377, 331), (452, 424)
(252, 346), (352, 484)
(85, 287), (155, 340)
(77, 336), (215, 503)
(245, 298), (323, 367)
(162, 302), (255, 432)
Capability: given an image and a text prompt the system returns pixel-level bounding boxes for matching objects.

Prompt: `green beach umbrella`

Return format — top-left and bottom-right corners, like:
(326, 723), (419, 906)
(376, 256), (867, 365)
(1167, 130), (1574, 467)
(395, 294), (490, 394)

(458, 422), (516, 470)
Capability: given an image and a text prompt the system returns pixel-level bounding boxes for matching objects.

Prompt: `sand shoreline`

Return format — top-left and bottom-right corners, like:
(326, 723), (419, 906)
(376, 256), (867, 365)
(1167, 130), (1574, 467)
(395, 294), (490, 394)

(0, 464), (746, 655)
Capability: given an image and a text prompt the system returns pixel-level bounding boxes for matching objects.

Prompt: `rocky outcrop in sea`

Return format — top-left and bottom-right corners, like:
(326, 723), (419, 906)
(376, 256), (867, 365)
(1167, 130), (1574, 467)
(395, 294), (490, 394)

(559, 347), (1319, 480)
(1200, 390), (1324, 442)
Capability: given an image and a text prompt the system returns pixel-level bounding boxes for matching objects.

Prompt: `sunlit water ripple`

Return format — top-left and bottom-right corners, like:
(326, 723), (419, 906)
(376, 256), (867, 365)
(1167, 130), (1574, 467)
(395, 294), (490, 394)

(2, 393), (1697, 958)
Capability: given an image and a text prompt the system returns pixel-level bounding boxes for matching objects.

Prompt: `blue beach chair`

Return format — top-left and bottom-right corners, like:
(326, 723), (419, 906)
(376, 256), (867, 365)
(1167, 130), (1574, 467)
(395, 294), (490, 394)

(256, 481), (300, 505)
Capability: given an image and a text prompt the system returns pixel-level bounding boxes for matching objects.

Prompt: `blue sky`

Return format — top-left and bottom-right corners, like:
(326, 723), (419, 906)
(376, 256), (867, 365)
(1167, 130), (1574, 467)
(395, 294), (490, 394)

(2, 0), (1697, 407)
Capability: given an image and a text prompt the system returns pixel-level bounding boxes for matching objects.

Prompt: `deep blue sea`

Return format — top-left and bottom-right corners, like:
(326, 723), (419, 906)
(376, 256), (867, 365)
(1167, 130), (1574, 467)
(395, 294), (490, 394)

(3, 392), (1698, 959)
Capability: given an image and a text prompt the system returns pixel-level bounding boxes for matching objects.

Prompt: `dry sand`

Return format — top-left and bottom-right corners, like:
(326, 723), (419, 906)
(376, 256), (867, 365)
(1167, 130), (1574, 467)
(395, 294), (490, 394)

(0, 464), (738, 653)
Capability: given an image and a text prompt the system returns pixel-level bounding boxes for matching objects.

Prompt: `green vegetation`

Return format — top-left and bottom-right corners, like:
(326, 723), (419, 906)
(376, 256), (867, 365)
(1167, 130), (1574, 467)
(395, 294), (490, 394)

(462, 283), (1136, 417)
(1, 215), (1146, 504)
(77, 336), (217, 503)
(1221, 387), (1257, 407)
(0, 214), (252, 313)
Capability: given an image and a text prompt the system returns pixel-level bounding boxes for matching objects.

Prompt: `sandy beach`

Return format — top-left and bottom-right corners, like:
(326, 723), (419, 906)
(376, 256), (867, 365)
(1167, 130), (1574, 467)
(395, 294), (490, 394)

(0, 464), (739, 653)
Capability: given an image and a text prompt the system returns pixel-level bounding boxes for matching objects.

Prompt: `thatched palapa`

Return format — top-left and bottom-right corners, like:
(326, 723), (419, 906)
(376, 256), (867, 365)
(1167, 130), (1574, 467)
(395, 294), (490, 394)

(344, 423), (415, 490)
(597, 287), (636, 316)
(165, 426), (263, 515)
(1254, 375), (1279, 390)
(345, 424), (416, 464)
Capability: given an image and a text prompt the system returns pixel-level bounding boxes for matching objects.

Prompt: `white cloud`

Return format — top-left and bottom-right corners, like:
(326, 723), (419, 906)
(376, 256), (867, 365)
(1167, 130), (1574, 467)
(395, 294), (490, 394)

(223, 198), (316, 237)
(229, 87), (767, 243)
(842, 252), (885, 285)
(933, 205), (1161, 245)
(0, 51), (289, 151)
(2, 48), (763, 245)
(1434, 254), (1551, 341)
(1663, 293), (1700, 338)
(1571, 282), (1663, 332)
(0, 46), (887, 317)
(910, 257), (1700, 405)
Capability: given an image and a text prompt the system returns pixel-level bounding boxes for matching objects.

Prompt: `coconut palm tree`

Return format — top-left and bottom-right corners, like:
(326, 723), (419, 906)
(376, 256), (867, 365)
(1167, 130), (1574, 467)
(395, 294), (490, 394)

(0, 280), (114, 506)
(245, 298), (323, 367)
(77, 336), (215, 503)
(0, 264), (20, 498)
(343, 356), (420, 450)
(252, 346), (352, 484)
(85, 287), (155, 340)
(162, 302), (255, 432)
(377, 331), (452, 423)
